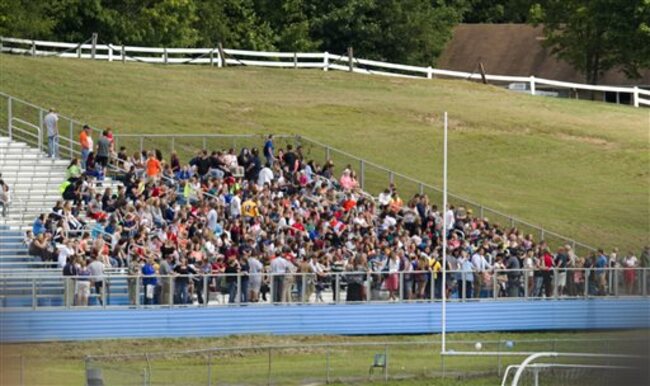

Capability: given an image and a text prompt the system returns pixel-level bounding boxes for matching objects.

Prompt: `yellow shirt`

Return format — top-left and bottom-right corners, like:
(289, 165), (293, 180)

(242, 199), (259, 217)
(430, 259), (442, 279)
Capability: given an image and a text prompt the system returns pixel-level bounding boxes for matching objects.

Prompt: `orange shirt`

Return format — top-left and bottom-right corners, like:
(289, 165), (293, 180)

(146, 157), (161, 176)
(79, 131), (89, 149)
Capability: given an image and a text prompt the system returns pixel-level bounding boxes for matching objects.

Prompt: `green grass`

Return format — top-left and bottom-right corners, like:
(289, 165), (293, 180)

(1, 331), (642, 385)
(0, 54), (648, 252)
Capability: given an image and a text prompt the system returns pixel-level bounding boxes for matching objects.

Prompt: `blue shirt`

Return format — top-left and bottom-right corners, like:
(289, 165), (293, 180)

(91, 223), (104, 239)
(595, 254), (608, 274)
(142, 264), (157, 286)
(263, 140), (274, 158)
(32, 218), (45, 236)
(460, 259), (474, 282)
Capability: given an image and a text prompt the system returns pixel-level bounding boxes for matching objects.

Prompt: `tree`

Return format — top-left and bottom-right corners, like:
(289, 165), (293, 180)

(531, 0), (650, 84)
(461, 0), (542, 23)
(194, 0), (275, 50)
(0, 0), (56, 39)
(305, 0), (462, 65)
(254, 0), (320, 52)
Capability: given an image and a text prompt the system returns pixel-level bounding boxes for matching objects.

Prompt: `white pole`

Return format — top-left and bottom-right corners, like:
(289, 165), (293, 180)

(441, 111), (448, 353)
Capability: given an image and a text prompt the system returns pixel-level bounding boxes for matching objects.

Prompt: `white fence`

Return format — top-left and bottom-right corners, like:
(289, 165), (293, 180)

(2, 36), (649, 107)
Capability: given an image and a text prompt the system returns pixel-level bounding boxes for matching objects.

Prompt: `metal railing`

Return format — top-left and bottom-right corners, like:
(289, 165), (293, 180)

(1, 267), (647, 310)
(0, 92), (597, 255)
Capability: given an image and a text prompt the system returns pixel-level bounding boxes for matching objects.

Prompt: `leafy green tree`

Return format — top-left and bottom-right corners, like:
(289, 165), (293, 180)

(0, 0), (56, 39)
(254, 0), (320, 51)
(531, 0), (650, 84)
(194, 0), (275, 50)
(306, 0), (462, 65)
(461, 0), (542, 23)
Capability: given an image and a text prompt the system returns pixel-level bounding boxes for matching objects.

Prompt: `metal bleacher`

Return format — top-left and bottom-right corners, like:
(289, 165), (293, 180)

(1, 135), (131, 308)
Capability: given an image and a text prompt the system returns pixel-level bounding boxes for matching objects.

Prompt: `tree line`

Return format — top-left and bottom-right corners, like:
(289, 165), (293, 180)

(1, 0), (648, 84)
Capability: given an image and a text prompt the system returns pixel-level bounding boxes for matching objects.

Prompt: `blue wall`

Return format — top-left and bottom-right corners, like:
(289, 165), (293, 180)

(1, 298), (648, 342)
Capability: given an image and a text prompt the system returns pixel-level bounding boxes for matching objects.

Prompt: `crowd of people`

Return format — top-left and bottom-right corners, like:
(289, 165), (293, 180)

(20, 130), (650, 306)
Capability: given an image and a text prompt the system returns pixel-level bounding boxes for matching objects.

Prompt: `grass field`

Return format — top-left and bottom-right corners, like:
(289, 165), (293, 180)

(0, 54), (648, 252)
(1, 330), (642, 385)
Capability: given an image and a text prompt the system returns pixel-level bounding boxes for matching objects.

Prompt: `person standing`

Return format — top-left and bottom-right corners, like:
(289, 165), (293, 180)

(460, 253), (475, 299)
(623, 252), (639, 295)
(174, 257), (196, 305)
(0, 183), (10, 218)
(88, 255), (105, 305)
(248, 254), (263, 302)
(79, 125), (93, 170)
(505, 252), (521, 297)
(96, 130), (111, 169)
(595, 249), (608, 296)
(127, 257), (141, 306)
(44, 108), (59, 158)
(554, 247), (569, 296)
(263, 134), (275, 166)
(270, 253), (290, 303)
(145, 151), (162, 182)
(159, 255), (173, 305)
(225, 255), (241, 303)
(62, 256), (78, 307)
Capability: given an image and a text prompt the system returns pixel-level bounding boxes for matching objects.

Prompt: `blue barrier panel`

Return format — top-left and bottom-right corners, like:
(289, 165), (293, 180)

(1, 298), (648, 342)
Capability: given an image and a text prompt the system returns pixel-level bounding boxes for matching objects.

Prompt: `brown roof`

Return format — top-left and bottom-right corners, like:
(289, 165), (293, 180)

(437, 24), (650, 86)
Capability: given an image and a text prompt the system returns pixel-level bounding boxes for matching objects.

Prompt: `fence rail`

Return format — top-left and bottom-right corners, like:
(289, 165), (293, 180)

(1, 36), (649, 107)
(1, 268), (648, 311)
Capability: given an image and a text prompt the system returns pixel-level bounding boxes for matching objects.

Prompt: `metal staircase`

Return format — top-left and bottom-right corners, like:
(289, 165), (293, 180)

(0, 135), (122, 270)
(1, 136), (69, 227)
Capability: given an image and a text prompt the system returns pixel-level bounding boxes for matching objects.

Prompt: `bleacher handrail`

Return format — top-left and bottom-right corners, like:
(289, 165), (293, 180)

(0, 267), (648, 310)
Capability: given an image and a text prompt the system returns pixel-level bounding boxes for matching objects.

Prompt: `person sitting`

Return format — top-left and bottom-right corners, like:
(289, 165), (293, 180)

(65, 158), (82, 182)
(28, 233), (55, 262)
(85, 152), (105, 183)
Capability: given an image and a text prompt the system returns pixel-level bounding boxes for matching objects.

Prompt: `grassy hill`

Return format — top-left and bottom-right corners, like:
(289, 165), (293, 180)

(0, 54), (648, 252)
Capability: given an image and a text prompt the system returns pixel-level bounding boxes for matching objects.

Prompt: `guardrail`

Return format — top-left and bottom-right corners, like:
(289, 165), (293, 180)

(1, 267), (648, 310)
(1, 36), (649, 107)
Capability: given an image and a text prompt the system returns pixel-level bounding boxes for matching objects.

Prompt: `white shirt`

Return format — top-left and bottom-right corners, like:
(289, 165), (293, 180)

(87, 260), (105, 281)
(388, 258), (400, 273)
(471, 253), (490, 271)
(207, 208), (218, 232)
(378, 192), (391, 206)
(445, 209), (455, 230)
(624, 255), (638, 268)
(257, 167), (274, 186)
(44, 112), (58, 137)
(270, 256), (292, 274)
(230, 195), (241, 217)
(57, 244), (74, 268)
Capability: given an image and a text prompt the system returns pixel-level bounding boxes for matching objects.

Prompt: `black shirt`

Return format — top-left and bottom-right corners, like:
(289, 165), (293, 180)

(174, 264), (196, 285)
(197, 157), (211, 176)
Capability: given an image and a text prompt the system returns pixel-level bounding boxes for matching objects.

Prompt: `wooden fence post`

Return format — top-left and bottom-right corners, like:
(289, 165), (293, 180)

(347, 46), (354, 72)
(209, 49), (214, 66)
(91, 33), (98, 59)
(217, 43), (226, 67)
(31, 40), (36, 56)
(164, 47), (168, 65)
(323, 52), (329, 71)
(479, 62), (488, 84)
(122, 44), (126, 64)
(633, 86), (639, 108)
